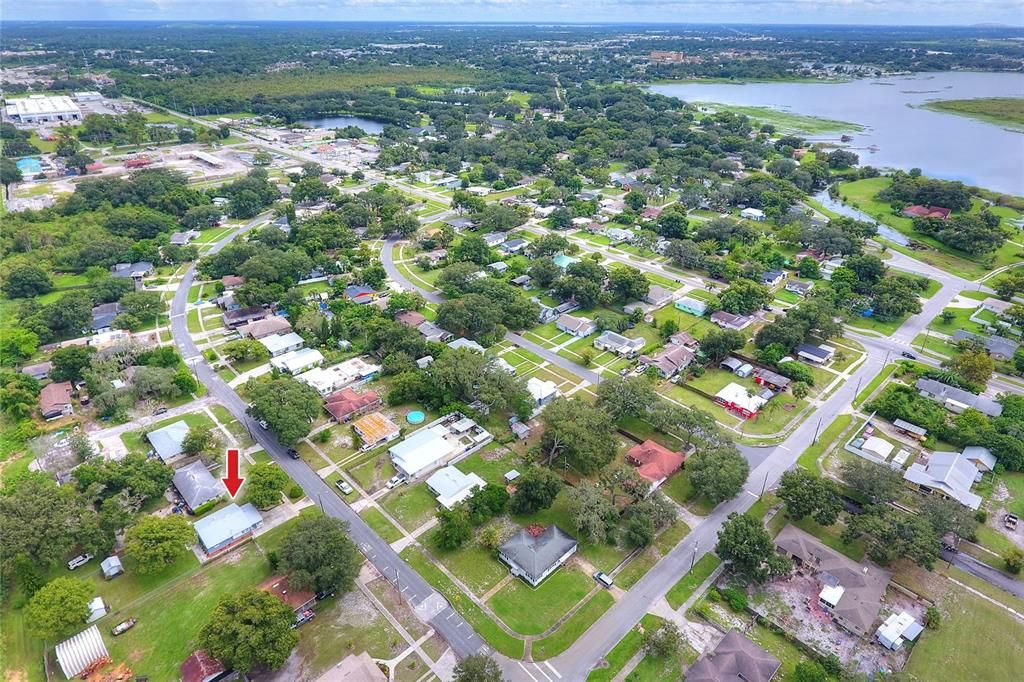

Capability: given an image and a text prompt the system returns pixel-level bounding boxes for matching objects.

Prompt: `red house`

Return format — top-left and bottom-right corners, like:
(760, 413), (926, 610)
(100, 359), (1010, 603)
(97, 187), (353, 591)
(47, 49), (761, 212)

(902, 205), (951, 220)
(324, 388), (382, 422)
(180, 650), (227, 682)
(626, 439), (685, 489)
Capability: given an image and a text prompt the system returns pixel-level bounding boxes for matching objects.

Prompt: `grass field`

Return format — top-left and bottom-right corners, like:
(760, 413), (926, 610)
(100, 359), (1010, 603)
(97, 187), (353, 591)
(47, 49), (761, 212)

(665, 553), (721, 610)
(796, 414), (853, 472)
(531, 590), (615, 660)
(587, 614), (665, 682)
(422, 532), (508, 597)
(488, 566), (593, 635)
(691, 101), (863, 134)
(359, 507), (404, 543)
(379, 482), (438, 533)
(921, 97), (1024, 130)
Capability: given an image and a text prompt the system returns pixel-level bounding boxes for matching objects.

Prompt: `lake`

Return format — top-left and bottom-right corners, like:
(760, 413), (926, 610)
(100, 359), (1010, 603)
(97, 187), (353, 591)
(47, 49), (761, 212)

(298, 114), (386, 134)
(650, 72), (1024, 196)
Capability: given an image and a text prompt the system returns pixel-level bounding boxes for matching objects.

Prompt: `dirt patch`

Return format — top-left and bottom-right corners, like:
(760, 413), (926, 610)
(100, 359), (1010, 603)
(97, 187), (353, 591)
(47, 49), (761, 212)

(986, 483), (1024, 550)
(481, 444), (511, 461)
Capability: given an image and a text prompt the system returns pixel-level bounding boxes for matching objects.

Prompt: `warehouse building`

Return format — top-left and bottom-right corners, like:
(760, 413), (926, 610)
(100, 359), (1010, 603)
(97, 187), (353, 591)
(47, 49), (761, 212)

(5, 95), (82, 123)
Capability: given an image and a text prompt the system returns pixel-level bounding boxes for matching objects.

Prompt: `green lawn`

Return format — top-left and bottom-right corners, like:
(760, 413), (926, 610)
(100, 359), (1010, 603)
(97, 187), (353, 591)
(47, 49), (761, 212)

(796, 414), (853, 473)
(847, 311), (908, 336)
(451, 445), (522, 487)
(587, 614), (665, 682)
(380, 482), (438, 533)
(532, 590), (615, 660)
(904, 579), (1024, 681)
(488, 566), (594, 635)
(347, 451), (397, 493)
(927, 305), (990, 336)
(422, 532), (509, 597)
(853, 363), (897, 407)
(400, 546), (525, 658)
(359, 507), (404, 543)
(665, 553), (721, 610)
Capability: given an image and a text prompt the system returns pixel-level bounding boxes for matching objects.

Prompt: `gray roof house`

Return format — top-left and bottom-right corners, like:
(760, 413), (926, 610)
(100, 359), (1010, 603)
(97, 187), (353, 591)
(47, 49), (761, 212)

(91, 302), (122, 331)
(686, 630), (781, 682)
(951, 330), (1019, 361)
(20, 361), (53, 381)
(173, 460), (227, 512)
(110, 261), (154, 280)
(915, 377), (1003, 417)
(903, 450), (990, 510)
(194, 503), (263, 556)
(499, 525), (578, 587)
(146, 419), (190, 462)
(593, 331), (646, 357)
(418, 321), (454, 343)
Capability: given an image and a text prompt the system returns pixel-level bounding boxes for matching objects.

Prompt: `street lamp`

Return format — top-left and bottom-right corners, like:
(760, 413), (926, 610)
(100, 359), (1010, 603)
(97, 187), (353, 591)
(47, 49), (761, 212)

(690, 540), (699, 570)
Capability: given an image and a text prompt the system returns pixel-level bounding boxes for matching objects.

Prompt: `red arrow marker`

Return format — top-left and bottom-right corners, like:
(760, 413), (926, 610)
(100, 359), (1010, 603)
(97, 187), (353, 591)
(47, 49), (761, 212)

(222, 449), (244, 498)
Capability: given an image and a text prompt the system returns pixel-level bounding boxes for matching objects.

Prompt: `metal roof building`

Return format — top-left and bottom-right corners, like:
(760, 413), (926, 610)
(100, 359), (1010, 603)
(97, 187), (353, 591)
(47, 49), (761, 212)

(194, 503), (263, 556)
(55, 625), (109, 679)
(147, 420), (190, 462)
(173, 461), (227, 512)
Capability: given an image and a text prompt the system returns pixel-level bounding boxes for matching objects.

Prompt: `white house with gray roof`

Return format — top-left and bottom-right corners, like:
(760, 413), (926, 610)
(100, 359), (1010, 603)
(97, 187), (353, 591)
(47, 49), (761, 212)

(593, 330), (646, 357)
(173, 460), (227, 512)
(498, 525), (578, 586)
(146, 420), (190, 463)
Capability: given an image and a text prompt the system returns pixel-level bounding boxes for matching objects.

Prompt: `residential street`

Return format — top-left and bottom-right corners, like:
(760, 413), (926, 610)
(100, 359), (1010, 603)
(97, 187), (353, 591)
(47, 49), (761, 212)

(942, 549), (1024, 600)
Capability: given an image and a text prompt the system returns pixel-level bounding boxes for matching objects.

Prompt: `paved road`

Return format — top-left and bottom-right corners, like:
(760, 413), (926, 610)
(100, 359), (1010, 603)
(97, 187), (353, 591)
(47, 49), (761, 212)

(169, 217), (489, 660)
(942, 549), (1024, 600)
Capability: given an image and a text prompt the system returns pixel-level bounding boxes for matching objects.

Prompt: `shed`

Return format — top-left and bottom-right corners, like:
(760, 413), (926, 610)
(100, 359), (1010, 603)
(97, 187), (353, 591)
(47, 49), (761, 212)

(876, 611), (924, 651)
(55, 626), (110, 679)
(100, 556), (123, 579)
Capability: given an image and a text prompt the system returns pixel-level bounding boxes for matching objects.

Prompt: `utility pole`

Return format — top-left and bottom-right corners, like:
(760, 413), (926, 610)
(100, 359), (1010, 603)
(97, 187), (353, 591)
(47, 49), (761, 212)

(760, 470), (770, 497)
(812, 416), (823, 443)
(690, 540), (699, 570)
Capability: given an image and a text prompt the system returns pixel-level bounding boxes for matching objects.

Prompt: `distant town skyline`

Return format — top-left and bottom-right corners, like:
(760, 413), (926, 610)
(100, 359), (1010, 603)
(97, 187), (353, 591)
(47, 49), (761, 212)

(2, 1), (1021, 26)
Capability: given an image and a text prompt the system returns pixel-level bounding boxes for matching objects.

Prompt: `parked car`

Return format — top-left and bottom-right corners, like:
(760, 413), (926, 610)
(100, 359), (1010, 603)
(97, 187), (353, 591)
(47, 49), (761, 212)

(1005, 513), (1019, 530)
(154, 406), (168, 415)
(67, 554), (94, 570)
(258, 419), (270, 429)
(385, 474), (408, 490)
(286, 448), (300, 460)
(335, 479), (354, 495)
(593, 571), (614, 588)
(901, 351), (917, 359)
(111, 618), (137, 636)
(293, 609), (316, 628)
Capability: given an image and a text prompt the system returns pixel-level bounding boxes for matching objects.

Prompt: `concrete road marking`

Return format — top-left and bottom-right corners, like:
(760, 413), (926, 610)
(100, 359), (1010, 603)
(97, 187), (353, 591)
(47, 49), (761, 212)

(517, 662), (539, 682)
(532, 663), (553, 682)
(544, 661), (562, 679)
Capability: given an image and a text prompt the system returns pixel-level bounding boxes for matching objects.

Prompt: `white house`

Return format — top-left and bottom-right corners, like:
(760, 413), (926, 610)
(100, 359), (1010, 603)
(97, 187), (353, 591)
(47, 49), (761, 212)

(527, 377), (560, 408)
(296, 356), (381, 396)
(594, 331), (646, 357)
(740, 207), (766, 221)
(426, 466), (486, 509)
(259, 331), (305, 357)
(555, 314), (597, 337)
(270, 347), (325, 375)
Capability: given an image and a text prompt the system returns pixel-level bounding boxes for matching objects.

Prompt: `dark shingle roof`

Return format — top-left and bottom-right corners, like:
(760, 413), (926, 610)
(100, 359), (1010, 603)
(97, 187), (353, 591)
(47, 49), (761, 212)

(499, 526), (577, 584)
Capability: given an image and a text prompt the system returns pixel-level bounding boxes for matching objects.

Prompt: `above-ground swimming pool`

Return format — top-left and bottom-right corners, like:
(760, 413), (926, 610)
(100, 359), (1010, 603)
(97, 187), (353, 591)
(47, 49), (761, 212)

(407, 411), (425, 424)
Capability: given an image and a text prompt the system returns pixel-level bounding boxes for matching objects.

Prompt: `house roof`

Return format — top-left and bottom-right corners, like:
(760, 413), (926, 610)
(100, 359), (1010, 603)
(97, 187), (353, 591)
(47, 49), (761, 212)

(100, 556), (122, 576)
(893, 419), (927, 436)
(646, 284), (673, 303)
(527, 377), (560, 402)
(39, 381), (72, 416)
(91, 302), (122, 329)
(715, 383), (768, 413)
(389, 424), (454, 477)
(180, 650), (226, 682)
(720, 357), (744, 371)
(260, 331), (305, 355)
(395, 310), (427, 327)
(626, 439), (684, 483)
(344, 284), (376, 301)
(862, 436), (894, 459)
(595, 330), (645, 351)
(239, 316), (292, 338)
(962, 446), (996, 471)
(448, 337), (485, 352)
(556, 314), (594, 333)
(426, 465), (486, 509)
(260, 575), (316, 610)
(417, 321), (451, 341)
(903, 451), (984, 509)
(55, 626), (110, 679)
(796, 343), (833, 360)
(915, 378), (1003, 417)
(669, 331), (699, 348)
(754, 368), (791, 388)
(21, 360), (53, 378)
(951, 330), (1019, 358)
(774, 524), (891, 636)
(499, 525), (578, 584)
(352, 411), (400, 444)
(315, 652), (387, 682)
(686, 630), (781, 682)
(224, 305), (269, 322)
(271, 347), (325, 373)
(325, 388), (381, 421)
(173, 461), (227, 510)
(193, 503), (262, 550)
(147, 419), (190, 462)
(710, 310), (752, 329)
(639, 344), (694, 376)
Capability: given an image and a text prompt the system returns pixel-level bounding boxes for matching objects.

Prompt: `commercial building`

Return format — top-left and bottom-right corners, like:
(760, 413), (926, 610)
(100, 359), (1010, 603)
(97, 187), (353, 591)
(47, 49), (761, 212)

(193, 503), (263, 556)
(499, 525), (578, 587)
(5, 95), (81, 123)
(426, 465), (486, 509)
(388, 413), (492, 479)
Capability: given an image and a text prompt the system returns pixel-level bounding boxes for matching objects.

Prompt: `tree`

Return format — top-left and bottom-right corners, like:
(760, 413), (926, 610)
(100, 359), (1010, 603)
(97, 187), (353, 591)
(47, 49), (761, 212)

(0, 157), (22, 198)
(26, 577), (93, 640)
(840, 459), (904, 505)
(222, 338), (270, 363)
(1005, 548), (1024, 574)
(0, 473), (92, 571)
(595, 375), (657, 421)
(566, 482), (619, 543)
(918, 495), (978, 546)
(453, 234), (494, 265)
(245, 463), (290, 509)
(509, 467), (563, 515)
(625, 514), (656, 548)
(539, 398), (617, 474)
(124, 514), (195, 573)
(946, 347), (995, 385)
(700, 329), (745, 362)
(246, 376), (322, 444)
(717, 512), (790, 582)
(793, 661), (829, 682)
(453, 654), (505, 682)
(607, 266), (649, 302)
(687, 446), (749, 503)
(777, 361), (815, 386)
(2, 263), (52, 298)
(182, 204), (225, 229)
(0, 327), (39, 366)
(278, 516), (361, 593)
(436, 506), (473, 550)
(720, 279), (771, 315)
(798, 257), (821, 279)
(68, 152), (95, 175)
(642, 622), (683, 658)
(625, 189), (647, 211)
(843, 505), (939, 568)
(182, 424), (215, 456)
(777, 469), (842, 525)
(528, 258), (562, 288)
(197, 588), (298, 672)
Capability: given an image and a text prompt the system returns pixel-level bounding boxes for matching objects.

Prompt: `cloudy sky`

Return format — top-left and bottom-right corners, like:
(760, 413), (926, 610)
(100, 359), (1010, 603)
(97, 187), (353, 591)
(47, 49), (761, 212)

(3, 0), (1021, 25)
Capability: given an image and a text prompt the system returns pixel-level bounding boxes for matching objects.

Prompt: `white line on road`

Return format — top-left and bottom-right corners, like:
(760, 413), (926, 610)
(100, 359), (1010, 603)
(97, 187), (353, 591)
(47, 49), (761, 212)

(517, 662), (539, 682)
(544, 661), (562, 679)
(532, 662), (553, 682)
